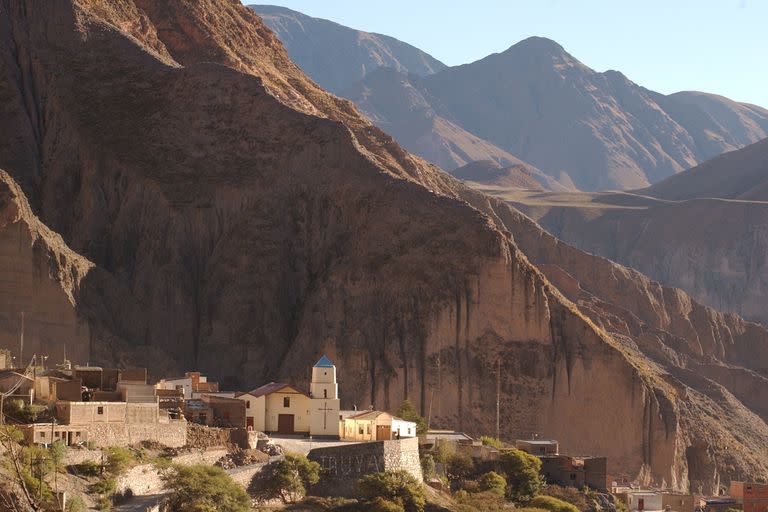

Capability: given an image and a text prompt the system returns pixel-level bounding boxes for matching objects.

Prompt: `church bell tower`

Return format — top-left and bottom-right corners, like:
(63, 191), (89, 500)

(309, 355), (341, 438)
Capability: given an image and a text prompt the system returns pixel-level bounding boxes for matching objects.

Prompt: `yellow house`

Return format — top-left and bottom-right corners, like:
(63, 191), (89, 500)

(236, 356), (341, 437)
(342, 410), (417, 441)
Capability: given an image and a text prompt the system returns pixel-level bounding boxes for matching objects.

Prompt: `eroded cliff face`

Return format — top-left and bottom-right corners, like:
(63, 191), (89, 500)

(0, 0), (765, 492)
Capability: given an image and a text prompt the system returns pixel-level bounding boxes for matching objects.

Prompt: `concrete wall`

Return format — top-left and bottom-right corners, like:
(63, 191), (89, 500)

(308, 438), (422, 497)
(57, 401), (159, 425)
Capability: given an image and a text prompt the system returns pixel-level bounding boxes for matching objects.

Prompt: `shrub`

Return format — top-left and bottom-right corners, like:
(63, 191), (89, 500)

(162, 464), (250, 512)
(396, 400), (428, 435)
(89, 477), (116, 496)
(432, 439), (455, 464)
(455, 491), (516, 512)
(446, 453), (474, 483)
(249, 453), (320, 504)
(50, 440), (67, 471)
(529, 495), (581, 512)
(358, 470), (426, 512)
(73, 459), (101, 477)
(498, 448), (543, 503)
(66, 495), (87, 512)
(478, 471), (507, 496)
(542, 485), (589, 511)
(420, 453), (436, 480)
(104, 447), (133, 476)
(367, 496), (407, 512)
(480, 436), (506, 449)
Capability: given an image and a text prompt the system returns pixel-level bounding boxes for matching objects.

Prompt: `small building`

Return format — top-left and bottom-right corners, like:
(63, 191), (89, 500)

(515, 438), (559, 456)
(342, 410), (417, 441)
(540, 455), (607, 490)
(155, 371), (219, 400)
(730, 482), (768, 512)
(699, 497), (738, 512)
(661, 492), (695, 512)
(619, 491), (663, 512)
(201, 394), (246, 428)
(0, 370), (34, 404)
(22, 423), (88, 446)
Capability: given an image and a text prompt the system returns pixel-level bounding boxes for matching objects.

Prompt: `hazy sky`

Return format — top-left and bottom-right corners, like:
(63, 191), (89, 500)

(250, 1), (767, 107)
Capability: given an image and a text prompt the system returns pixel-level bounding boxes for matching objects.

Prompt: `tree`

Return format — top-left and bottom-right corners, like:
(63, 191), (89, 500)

(529, 495), (580, 512)
(50, 440), (67, 472)
(358, 470), (426, 512)
(498, 449), (543, 503)
(249, 453), (320, 504)
(420, 454), (436, 480)
(480, 436), (506, 449)
(396, 400), (428, 435)
(478, 471), (507, 496)
(161, 464), (250, 512)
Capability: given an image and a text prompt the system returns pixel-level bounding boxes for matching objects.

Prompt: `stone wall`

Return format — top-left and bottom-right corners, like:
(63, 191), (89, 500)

(308, 438), (422, 497)
(87, 420), (187, 448)
(116, 448), (228, 495)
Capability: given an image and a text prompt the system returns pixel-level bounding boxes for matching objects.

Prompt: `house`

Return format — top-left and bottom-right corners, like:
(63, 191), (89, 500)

(699, 497), (738, 512)
(0, 370), (34, 404)
(235, 355), (341, 437)
(186, 395), (245, 428)
(155, 371), (219, 400)
(730, 481), (768, 512)
(616, 491), (663, 512)
(342, 410), (417, 441)
(515, 438), (560, 456)
(661, 492), (695, 512)
(540, 454), (607, 490)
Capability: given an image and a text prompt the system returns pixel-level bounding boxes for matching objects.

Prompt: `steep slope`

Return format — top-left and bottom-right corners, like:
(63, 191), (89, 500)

(423, 37), (768, 190)
(249, 4), (445, 94)
(0, 0), (767, 491)
(451, 160), (572, 192)
(499, 139), (768, 324)
(343, 67), (570, 183)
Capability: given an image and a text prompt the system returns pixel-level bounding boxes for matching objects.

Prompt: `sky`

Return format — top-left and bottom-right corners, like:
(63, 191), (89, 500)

(249, 0), (767, 107)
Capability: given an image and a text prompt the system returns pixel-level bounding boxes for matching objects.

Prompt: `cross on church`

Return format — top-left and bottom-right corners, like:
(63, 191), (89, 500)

(317, 401), (334, 429)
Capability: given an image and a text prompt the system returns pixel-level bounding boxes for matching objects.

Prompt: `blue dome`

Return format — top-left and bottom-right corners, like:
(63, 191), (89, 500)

(313, 355), (334, 368)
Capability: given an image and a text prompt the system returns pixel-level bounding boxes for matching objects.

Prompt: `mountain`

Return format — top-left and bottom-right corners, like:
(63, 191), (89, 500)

(1, 0), (768, 491)
(501, 138), (768, 324)
(422, 37), (768, 190)
(257, 10), (768, 190)
(250, 5), (446, 94)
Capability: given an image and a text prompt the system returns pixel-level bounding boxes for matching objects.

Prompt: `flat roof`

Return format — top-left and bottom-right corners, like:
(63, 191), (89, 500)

(516, 439), (559, 445)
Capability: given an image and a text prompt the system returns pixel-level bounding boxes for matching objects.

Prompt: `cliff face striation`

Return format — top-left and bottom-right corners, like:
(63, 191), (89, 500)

(0, 0), (766, 493)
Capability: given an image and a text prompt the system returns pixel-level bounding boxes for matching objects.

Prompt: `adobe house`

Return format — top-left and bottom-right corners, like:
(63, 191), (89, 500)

(201, 394), (245, 428)
(661, 492), (695, 512)
(155, 371), (219, 400)
(620, 491), (663, 512)
(515, 438), (559, 456)
(540, 454), (607, 490)
(235, 355), (341, 437)
(730, 481), (768, 512)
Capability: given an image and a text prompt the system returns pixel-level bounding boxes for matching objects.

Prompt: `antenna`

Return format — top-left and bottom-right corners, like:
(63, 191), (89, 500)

(19, 311), (24, 366)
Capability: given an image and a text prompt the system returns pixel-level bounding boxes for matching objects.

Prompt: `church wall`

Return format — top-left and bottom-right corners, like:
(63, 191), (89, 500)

(309, 398), (340, 437)
(265, 391), (311, 433)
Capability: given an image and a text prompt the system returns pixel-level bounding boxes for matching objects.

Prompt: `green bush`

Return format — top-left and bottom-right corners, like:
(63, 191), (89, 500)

(455, 491), (516, 511)
(478, 471), (507, 496)
(367, 496), (407, 512)
(541, 485), (589, 511)
(358, 470), (426, 512)
(249, 453), (320, 504)
(420, 453), (436, 480)
(479, 436), (506, 449)
(396, 400), (428, 435)
(498, 448), (543, 503)
(65, 495), (87, 512)
(446, 452), (474, 482)
(50, 440), (67, 471)
(89, 477), (116, 496)
(162, 464), (250, 512)
(432, 439), (455, 463)
(73, 459), (101, 477)
(529, 495), (580, 512)
(104, 447), (133, 476)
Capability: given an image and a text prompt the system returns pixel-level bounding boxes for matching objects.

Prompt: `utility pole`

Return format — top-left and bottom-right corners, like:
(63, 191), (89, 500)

(496, 358), (501, 441)
(19, 311), (24, 367)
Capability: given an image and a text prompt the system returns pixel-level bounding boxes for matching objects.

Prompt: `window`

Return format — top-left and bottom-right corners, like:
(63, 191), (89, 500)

(75, 432), (81, 438)
(40, 432), (46, 438)
(359, 426), (364, 435)
(283, 397), (290, 408)
(569, 473), (576, 480)
(246, 400), (250, 409)
(97, 406), (104, 415)
(323, 389), (327, 398)
(408, 427), (411, 435)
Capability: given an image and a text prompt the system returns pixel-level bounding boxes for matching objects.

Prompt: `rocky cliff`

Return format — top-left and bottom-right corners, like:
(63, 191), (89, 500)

(0, 0), (766, 493)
